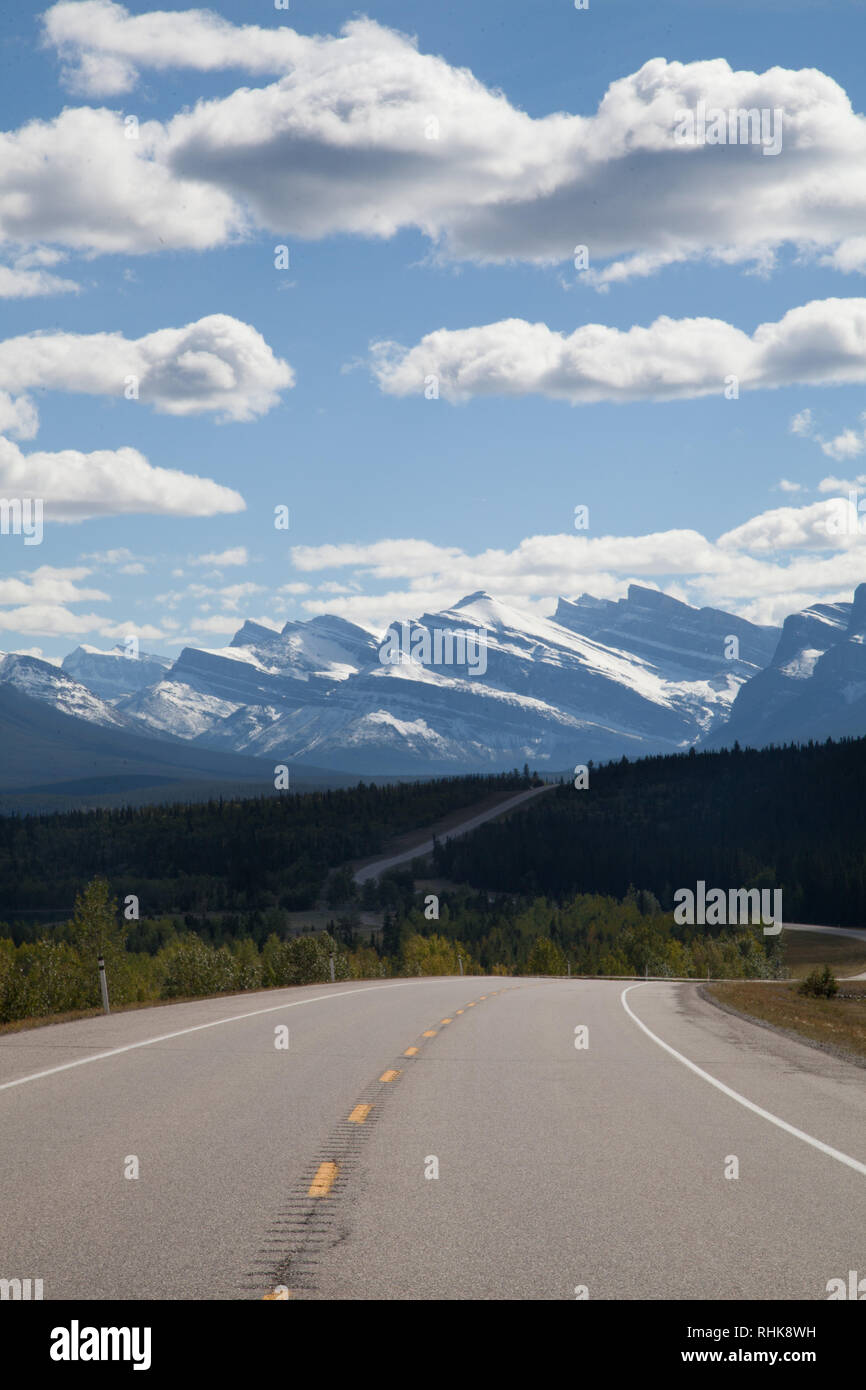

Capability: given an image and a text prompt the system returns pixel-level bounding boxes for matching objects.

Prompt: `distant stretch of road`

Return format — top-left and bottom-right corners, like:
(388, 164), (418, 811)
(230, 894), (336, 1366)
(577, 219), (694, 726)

(1, 972), (863, 1300)
(782, 922), (866, 979)
(353, 782), (555, 884)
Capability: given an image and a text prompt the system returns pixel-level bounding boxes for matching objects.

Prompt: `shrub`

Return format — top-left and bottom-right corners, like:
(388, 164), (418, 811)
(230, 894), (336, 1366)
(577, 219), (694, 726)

(798, 964), (838, 998)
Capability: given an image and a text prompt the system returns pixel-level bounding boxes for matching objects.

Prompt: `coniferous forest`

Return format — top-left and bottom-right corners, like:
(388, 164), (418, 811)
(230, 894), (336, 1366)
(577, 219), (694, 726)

(1, 737), (863, 1023)
(436, 739), (866, 927)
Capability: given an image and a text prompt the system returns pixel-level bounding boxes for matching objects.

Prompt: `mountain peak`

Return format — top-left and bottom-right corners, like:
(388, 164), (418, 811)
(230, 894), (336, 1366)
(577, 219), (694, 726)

(452, 590), (493, 608)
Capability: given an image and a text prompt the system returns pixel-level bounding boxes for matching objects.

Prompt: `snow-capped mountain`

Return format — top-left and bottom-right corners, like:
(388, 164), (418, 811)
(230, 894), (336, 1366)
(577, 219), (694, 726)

(554, 585), (779, 680)
(117, 614), (380, 740)
(51, 587), (780, 773)
(62, 644), (172, 701)
(0, 652), (137, 730)
(703, 588), (866, 749)
(16, 582), (866, 780)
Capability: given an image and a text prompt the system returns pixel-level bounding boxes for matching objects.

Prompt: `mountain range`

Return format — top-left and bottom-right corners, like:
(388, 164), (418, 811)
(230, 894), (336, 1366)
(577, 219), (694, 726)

(1, 581), (863, 804)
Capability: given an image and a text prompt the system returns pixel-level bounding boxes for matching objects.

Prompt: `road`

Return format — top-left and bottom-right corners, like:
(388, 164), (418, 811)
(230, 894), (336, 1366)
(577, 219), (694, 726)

(782, 921), (866, 979)
(352, 783), (555, 883)
(1, 975), (864, 1300)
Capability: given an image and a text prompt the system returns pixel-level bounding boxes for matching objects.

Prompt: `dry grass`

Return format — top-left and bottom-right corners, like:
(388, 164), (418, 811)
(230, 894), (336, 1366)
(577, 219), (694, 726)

(783, 931), (866, 978)
(707, 979), (866, 1061)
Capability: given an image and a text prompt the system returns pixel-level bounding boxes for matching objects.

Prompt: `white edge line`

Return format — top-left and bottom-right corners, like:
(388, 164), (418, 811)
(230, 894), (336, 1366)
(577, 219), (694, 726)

(0, 981), (423, 1093)
(621, 983), (866, 1178)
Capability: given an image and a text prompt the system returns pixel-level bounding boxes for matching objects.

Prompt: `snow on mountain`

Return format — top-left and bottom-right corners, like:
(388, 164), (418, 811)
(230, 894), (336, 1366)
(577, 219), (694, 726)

(118, 615), (380, 742)
(62, 645), (173, 702)
(165, 587), (780, 772)
(0, 652), (137, 730)
(704, 590), (863, 749)
(30, 580), (866, 775)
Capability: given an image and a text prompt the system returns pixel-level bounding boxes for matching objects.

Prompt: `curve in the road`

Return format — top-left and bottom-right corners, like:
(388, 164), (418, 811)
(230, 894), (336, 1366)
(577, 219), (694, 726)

(621, 983), (866, 1178)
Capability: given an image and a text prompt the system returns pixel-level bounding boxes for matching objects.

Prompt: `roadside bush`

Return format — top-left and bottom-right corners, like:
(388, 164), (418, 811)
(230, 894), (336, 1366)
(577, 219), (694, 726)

(797, 964), (838, 998)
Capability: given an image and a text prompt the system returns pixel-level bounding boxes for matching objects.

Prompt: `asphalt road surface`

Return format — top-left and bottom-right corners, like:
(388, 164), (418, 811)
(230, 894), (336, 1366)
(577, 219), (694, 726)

(1, 976), (864, 1301)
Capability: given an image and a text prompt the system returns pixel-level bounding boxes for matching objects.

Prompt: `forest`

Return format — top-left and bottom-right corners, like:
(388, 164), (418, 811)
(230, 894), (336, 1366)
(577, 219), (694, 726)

(0, 769), (532, 924)
(435, 738), (866, 926)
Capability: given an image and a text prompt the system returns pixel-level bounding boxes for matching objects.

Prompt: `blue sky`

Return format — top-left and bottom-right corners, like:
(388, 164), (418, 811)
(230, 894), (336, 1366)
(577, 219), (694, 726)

(2, 0), (866, 660)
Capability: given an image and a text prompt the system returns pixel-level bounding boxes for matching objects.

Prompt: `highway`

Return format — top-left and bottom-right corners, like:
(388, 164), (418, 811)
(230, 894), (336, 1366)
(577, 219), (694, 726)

(1, 975), (864, 1301)
(352, 783), (555, 883)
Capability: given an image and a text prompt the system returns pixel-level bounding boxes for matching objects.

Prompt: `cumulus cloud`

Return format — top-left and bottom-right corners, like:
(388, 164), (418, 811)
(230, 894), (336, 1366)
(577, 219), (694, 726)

(0, 565), (108, 606)
(820, 426), (866, 461)
(789, 408), (814, 437)
(0, 106), (242, 255)
(23, 9), (866, 281)
(0, 264), (79, 297)
(190, 546), (248, 567)
(42, 1), (306, 92)
(370, 299), (866, 404)
(0, 392), (39, 440)
(0, 604), (111, 636)
(0, 435), (244, 521)
(0, 315), (293, 421)
(289, 494), (866, 629)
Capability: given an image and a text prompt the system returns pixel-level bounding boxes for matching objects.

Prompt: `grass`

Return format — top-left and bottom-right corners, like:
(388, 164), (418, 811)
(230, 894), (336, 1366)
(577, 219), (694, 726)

(783, 930), (866, 978)
(707, 978), (866, 1062)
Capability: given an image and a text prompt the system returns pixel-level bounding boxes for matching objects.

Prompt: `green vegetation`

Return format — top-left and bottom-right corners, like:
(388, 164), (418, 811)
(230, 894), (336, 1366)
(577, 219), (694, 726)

(797, 964), (839, 998)
(0, 771), (531, 928)
(0, 874), (783, 1026)
(434, 738), (866, 926)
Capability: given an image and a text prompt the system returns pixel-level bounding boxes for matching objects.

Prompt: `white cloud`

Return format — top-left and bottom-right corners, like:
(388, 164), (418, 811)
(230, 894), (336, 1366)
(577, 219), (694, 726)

(0, 106), (242, 255)
(97, 618), (166, 640)
(218, 582), (265, 609)
(42, 1), (305, 92)
(818, 472), (866, 494)
(0, 264), (79, 298)
(0, 605), (109, 636)
(0, 391), (39, 440)
(0, 315), (293, 422)
(0, 565), (108, 606)
(9, 645), (60, 663)
(288, 497), (866, 630)
(26, 11), (866, 282)
(820, 428), (866, 461)
(789, 408), (814, 436)
(371, 299), (866, 404)
(191, 546), (248, 567)
(776, 479), (803, 493)
(0, 435), (244, 521)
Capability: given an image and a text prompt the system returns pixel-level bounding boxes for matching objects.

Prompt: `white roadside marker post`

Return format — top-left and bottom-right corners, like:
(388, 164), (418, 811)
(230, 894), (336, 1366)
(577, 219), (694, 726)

(98, 954), (110, 1015)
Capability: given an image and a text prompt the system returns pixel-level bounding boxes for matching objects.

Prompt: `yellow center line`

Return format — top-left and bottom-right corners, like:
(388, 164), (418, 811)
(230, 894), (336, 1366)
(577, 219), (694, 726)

(380, 1069), (401, 1082)
(348, 1104), (372, 1124)
(440, 1018), (452, 1024)
(422, 1030), (437, 1037)
(262, 1287), (291, 1300)
(467, 1002), (476, 1007)
(309, 1161), (339, 1197)
(455, 1009), (464, 1014)
(404, 1046), (419, 1056)
(479, 995), (487, 999)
